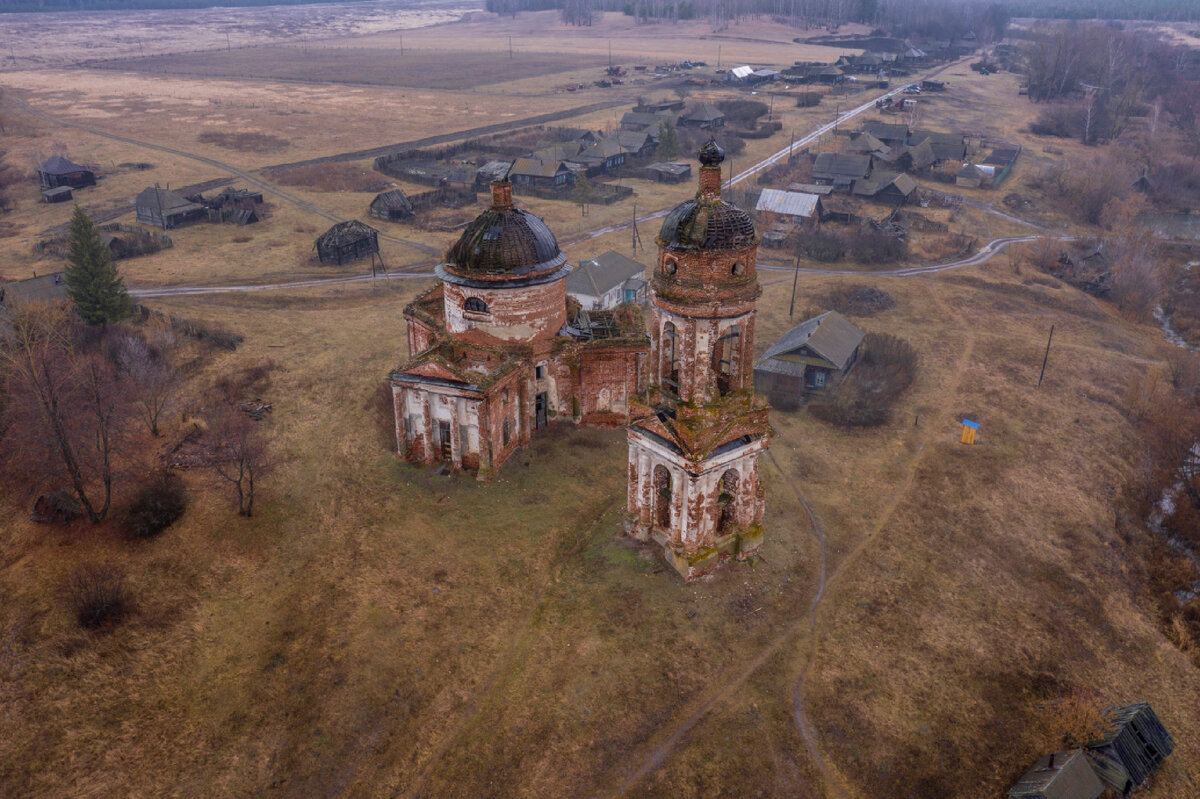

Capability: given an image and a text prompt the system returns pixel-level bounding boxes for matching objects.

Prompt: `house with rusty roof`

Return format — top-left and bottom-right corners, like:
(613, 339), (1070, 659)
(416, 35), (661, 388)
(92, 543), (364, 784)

(754, 310), (865, 403)
(1007, 750), (1103, 799)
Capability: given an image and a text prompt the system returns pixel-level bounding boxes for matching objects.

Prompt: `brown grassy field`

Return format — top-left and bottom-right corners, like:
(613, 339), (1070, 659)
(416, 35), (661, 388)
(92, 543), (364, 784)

(2, 6), (1199, 798)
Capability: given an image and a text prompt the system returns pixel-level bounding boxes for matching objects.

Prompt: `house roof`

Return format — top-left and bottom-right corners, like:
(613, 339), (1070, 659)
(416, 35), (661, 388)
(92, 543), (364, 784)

(37, 154), (90, 175)
(316, 219), (378, 249)
(983, 147), (1021, 167)
(533, 143), (583, 161)
(787, 182), (833, 195)
(1007, 751), (1103, 799)
(615, 130), (650, 151)
(621, 111), (669, 128)
(648, 161), (691, 176)
(730, 65), (754, 79)
(908, 130), (966, 161)
(1086, 703), (1175, 791)
(581, 137), (625, 159)
(477, 160), (513, 182)
(372, 189), (413, 211)
(0, 272), (68, 308)
(760, 310), (865, 371)
(859, 121), (910, 142)
(566, 250), (647, 297)
(813, 152), (872, 180)
(846, 131), (888, 154)
(134, 187), (205, 215)
(756, 189), (821, 218)
(853, 171), (918, 198)
(906, 139), (937, 170)
(683, 104), (725, 123)
(956, 163), (987, 179)
(510, 157), (571, 179)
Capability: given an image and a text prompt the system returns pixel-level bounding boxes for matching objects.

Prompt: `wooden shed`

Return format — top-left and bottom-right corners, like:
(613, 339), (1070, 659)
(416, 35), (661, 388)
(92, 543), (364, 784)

(754, 311), (865, 406)
(370, 189), (414, 222)
(134, 187), (207, 229)
(1085, 703), (1174, 795)
(1007, 750), (1103, 799)
(315, 220), (380, 265)
(42, 186), (73, 203)
(36, 155), (95, 190)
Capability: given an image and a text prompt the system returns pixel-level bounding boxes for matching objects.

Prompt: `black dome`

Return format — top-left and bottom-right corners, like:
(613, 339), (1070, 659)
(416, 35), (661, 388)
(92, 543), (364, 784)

(446, 205), (565, 278)
(658, 198), (756, 251)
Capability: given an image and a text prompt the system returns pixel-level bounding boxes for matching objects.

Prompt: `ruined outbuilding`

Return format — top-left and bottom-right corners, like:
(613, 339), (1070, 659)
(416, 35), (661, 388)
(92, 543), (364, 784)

(314, 220), (380, 266)
(389, 180), (648, 478)
(1085, 703), (1174, 794)
(1007, 750), (1103, 799)
(625, 141), (770, 580)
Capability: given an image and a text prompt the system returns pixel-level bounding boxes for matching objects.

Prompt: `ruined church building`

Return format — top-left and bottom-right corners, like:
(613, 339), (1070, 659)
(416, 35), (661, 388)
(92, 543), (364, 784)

(390, 142), (770, 579)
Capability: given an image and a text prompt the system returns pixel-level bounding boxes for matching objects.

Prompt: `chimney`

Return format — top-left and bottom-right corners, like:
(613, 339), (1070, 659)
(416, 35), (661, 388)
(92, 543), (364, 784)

(491, 180), (513, 209)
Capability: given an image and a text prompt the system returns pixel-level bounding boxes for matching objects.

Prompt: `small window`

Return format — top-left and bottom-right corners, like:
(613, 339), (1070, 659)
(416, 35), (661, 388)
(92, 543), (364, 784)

(731, 261), (745, 276)
(464, 297), (489, 313)
(502, 388), (509, 405)
(535, 365), (545, 380)
(502, 417), (511, 446)
(662, 258), (677, 276)
(814, 371), (826, 388)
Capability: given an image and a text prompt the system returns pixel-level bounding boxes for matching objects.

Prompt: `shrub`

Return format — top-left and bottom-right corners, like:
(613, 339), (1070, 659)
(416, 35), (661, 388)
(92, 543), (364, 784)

(822, 285), (896, 316)
(124, 470), (187, 538)
(795, 92), (823, 108)
(796, 230), (845, 262)
(848, 231), (907, 264)
(715, 99), (768, 125)
(809, 333), (918, 428)
(170, 316), (243, 350)
(65, 565), (129, 629)
(1030, 103), (1081, 138)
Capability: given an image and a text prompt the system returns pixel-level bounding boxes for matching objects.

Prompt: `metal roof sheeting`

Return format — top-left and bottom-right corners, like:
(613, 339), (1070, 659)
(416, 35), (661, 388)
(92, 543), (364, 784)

(730, 65), (754, 79)
(756, 189), (821, 218)
(759, 310), (865, 371)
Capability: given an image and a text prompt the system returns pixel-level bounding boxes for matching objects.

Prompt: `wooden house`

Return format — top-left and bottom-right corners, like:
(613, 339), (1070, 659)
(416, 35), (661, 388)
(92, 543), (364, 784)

(509, 157), (574, 189)
(755, 189), (824, 226)
(134, 187), (207, 229)
(1085, 703), (1174, 795)
(859, 121), (909, 147)
(853, 172), (918, 205)
(645, 162), (692, 183)
(678, 104), (726, 129)
(1007, 751), (1103, 799)
(566, 250), (648, 309)
(754, 311), (865, 405)
(812, 152), (872, 190)
(314, 220), (380, 266)
(615, 130), (656, 158)
(36, 155), (95, 190)
(370, 189), (415, 222)
(42, 186), (73, 204)
(907, 130), (966, 163)
(0, 272), (68, 317)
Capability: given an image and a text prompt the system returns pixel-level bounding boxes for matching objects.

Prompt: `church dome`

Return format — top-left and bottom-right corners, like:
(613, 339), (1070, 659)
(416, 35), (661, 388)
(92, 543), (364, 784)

(658, 198), (756, 252)
(445, 182), (566, 279)
(657, 140), (756, 252)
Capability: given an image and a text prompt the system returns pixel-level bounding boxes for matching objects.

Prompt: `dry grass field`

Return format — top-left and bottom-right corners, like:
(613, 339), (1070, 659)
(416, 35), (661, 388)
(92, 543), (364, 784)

(2, 5), (1199, 798)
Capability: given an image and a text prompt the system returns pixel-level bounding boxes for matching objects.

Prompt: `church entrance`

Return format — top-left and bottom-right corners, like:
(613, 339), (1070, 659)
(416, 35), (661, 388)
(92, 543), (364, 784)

(438, 421), (451, 460)
(535, 392), (548, 429)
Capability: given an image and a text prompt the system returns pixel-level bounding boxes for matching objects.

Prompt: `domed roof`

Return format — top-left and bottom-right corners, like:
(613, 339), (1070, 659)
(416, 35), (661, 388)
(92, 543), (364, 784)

(658, 198), (756, 251)
(445, 184), (565, 278)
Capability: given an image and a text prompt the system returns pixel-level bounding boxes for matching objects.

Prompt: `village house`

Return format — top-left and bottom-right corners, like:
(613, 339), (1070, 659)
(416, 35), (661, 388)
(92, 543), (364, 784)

(625, 140), (770, 580)
(36, 155), (95, 190)
(1084, 703), (1174, 795)
(390, 180), (648, 479)
(509, 156), (574, 189)
(907, 129), (967, 163)
(645, 162), (692, 183)
(42, 186), (73, 204)
(369, 189), (415, 222)
(754, 310), (865, 404)
(620, 111), (671, 132)
(755, 188), (824, 226)
(812, 152), (872, 190)
(0, 272), (67, 320)
(566, 250), (648, 309)
(1007, 751), (1103, 799)
(615, 130), (656, 159)
(853, 172), (918, 205)
(678, 104), (726, 130)
(133, 186), (207, 229)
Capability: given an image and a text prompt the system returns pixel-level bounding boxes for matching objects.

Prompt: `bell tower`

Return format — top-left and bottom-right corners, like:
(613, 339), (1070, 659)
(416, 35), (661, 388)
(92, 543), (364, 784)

(625, 141), (771, 580)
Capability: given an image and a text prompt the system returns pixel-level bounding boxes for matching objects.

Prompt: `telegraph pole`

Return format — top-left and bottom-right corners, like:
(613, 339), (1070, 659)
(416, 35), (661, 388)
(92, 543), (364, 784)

(789, 255), (800, 317)
(1037, 325), (1055, 388)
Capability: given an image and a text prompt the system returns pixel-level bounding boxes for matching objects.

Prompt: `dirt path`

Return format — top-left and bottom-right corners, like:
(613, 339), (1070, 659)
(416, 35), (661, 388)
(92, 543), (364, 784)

(9, 94), (441, 256)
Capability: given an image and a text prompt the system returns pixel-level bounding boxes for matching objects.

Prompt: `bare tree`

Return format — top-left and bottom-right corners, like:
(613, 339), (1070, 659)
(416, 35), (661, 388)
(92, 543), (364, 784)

(207, 408), (267, 517)
(118, 321), (180, 437)
(0, 304), (130, 523)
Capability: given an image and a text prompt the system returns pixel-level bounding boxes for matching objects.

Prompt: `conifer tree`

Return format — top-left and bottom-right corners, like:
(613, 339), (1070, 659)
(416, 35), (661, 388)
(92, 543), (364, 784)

(658, 118), (681, 161)
(65, 205), (131, 326)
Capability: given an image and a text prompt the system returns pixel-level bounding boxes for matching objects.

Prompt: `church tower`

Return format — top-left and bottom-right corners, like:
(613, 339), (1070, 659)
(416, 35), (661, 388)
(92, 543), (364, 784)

(625, 141), (771, 580)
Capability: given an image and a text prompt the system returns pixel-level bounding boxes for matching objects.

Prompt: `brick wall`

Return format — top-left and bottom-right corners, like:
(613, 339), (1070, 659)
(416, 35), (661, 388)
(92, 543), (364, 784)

(443, 278), (567, 342)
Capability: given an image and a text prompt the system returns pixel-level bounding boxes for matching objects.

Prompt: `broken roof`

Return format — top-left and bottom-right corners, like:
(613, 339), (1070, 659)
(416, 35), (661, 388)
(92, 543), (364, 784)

(566, 250), (647, 297)
(38, 154), (91, 175)
(759, 310), (865, 371)
(0, 272), (68, 308)
(371, 189), (413, 212)
(1008, 751), (1103, 799)
(755, 189), (821, 218)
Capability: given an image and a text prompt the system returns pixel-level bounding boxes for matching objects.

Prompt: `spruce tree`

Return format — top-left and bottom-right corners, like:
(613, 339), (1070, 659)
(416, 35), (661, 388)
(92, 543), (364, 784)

(658, 118), (681, 161)
(65, 204), (131, 326)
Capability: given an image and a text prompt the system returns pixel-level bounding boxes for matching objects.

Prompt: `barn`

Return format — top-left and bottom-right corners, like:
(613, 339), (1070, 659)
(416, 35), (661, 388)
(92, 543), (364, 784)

(370, 189), (415, 222)
(134, 187), (207, 229)
(36, 155), (95, 190)
(1085, 703), (1174, 795)
(315, 220), (380, 265)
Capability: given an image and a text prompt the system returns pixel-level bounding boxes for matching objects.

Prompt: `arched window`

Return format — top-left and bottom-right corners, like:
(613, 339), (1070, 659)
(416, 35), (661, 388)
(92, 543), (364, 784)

(717, 469), (739, 534)
(662, 257), (678, 276)
(653, 465), (672, 529)
(464, 297), (489, 313)
(714, 324), (741, 395)
(662, 322), (680, 396)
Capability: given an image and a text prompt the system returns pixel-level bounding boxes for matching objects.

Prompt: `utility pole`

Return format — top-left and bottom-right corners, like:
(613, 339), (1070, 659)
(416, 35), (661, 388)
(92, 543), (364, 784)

(789, 254), (800, 317)
(717, 44), (721, 68)
(509, 36), (513, 59)
(834, 103), (840, 134)
(608, 40), (612, 69)
(788, 129), (795, 161)
(1037, 325), (1055, 388)
(632, 203), (643, 253)
(399, 34), (404, 56)
(226, 33), (231, 51)
(769, 93), (774, 122)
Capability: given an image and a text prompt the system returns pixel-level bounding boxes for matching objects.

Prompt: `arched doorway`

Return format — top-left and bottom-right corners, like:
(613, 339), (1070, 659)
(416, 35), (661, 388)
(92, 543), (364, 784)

(717, 469), (739, 534)
(662, 322), (680, 397)
(653, 465), (672, 529)
(714, 324), (741, 395)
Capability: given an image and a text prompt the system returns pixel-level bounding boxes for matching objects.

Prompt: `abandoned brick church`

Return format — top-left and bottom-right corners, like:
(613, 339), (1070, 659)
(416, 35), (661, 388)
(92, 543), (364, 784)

(390, 142), (769, 579)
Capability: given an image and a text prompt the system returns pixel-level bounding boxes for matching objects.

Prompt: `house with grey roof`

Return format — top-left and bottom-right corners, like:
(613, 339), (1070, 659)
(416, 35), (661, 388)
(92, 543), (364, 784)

(509, 157), (574, 189)
(755, 189), (824, 223)
(134, 187), (207, 229)
(36, 155), (95, 190)
(812, 152), (872, 190)
(566, 250), (648, 309)
(754, 311), (865, 404)
(679, 104), (726, 129)
(0, 272), (68, 319)
(1007, 751), (1102, 799)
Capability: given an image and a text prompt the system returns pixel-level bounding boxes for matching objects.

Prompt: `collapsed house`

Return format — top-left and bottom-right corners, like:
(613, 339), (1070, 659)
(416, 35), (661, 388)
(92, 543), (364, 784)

(1085, 703), (1175, 795)
(314, 220), (380, 266)
(369, 189), (415, 222)
(1007, 751), (1103, 799)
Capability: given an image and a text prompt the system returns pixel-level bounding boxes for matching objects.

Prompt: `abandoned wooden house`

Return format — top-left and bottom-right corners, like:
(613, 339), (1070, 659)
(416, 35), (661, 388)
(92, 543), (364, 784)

(390, 180), (648, 482)
(645, 162), (692, 183)
(907, 129), (967, 163)
(133, 187), (207, 229)
(755, 188), (824, 226)
(509, 156), (574, 189)
(314, 220), (380, 265)
(566, 250), (648, 309)
(571, 137), (627, 174)
(754, 310), (865, 404)
(42, 186), (73, 203)
(369, 189), (415, 222)
(1007, 751), (1103, 799)
(36, 155), (95, 190)
(614, 130), (656, 158)
(620, 111), (671, 132)
(853, 172), (918, 205)
(678, 104), (726, 129)
(859, 121), (910, 147)
(625, 140), (770, 580)
(812, 152), (872, 190)
(1085, 703), (1174, 795)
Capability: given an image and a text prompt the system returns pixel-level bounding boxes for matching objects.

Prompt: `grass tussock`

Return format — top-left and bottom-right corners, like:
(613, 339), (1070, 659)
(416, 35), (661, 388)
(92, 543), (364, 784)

(268, 163), (394, 193)
(196, 131), (291, 153)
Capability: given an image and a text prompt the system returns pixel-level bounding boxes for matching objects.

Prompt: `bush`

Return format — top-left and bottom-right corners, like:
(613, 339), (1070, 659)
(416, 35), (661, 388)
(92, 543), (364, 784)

(1030, 103), (1081, 138)
(714, 99), (768, 125)
(170, 316), (243, 350)
(124, 470), (187, 538)
(795, 92), (822, 108)
(65, 565), (129, 629)
(822, 285), (896, 316)
(809, 333), (918, 428)
(848, 231), (907, 264)
(796, 230), (845, 262)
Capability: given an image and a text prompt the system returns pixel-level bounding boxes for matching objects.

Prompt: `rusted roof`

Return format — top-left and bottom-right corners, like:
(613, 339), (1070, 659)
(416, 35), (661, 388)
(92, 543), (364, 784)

(446, 189), (565, 278)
